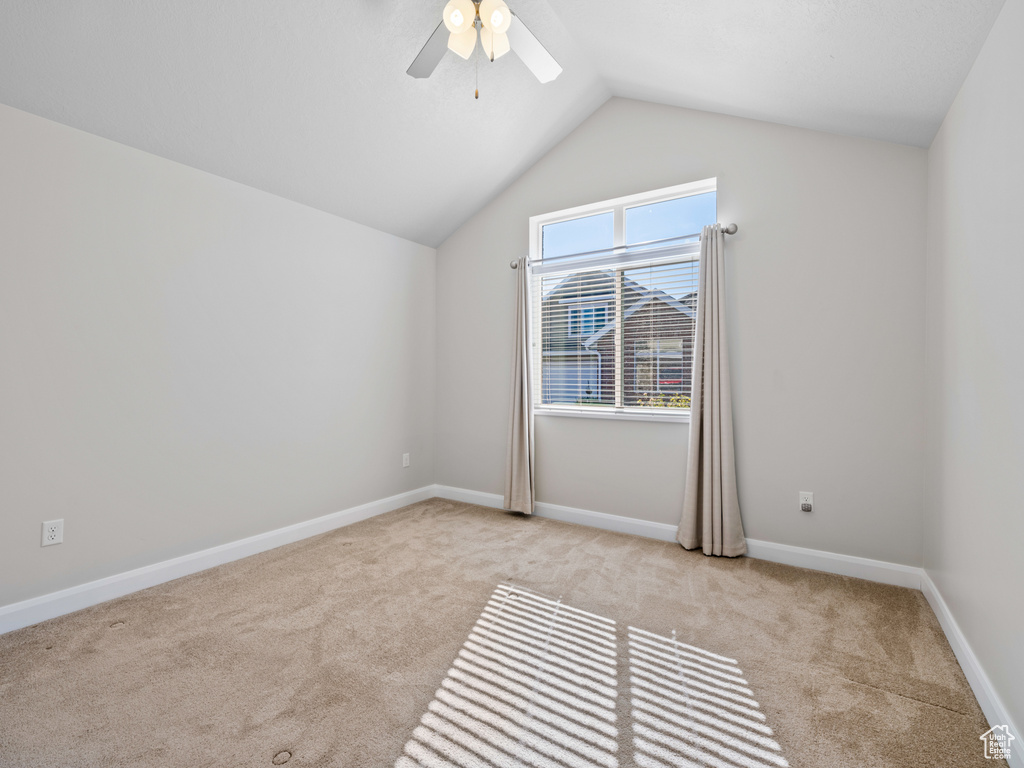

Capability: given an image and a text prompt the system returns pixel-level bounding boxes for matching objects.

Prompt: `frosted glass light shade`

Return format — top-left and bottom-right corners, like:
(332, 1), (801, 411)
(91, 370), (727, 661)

(442, 0), (475, 33)
(479, 27), (510, 60)
(447, 27), (477, 59)
(479, 0), (511, 33)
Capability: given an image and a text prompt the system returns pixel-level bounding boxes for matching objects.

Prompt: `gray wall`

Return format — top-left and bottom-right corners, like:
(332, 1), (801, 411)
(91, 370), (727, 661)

(925, 0), (1024, 729)
(436, 98), (928, 566)
(0, 104), (436, 606)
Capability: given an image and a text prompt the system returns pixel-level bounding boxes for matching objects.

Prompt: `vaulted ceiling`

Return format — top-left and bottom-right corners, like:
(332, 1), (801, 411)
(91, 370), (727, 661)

(0, 0), (1006, 246)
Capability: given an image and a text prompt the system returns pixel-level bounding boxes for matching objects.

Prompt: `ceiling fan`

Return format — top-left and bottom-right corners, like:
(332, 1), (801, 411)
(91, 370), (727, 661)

(407, 0), (562, 85)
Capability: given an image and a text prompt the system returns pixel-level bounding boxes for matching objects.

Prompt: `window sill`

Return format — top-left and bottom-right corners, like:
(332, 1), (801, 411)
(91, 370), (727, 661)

(534, 406), (690, 424)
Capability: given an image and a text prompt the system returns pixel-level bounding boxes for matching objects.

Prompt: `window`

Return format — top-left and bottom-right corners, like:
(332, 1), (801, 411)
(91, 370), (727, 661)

(566, 302), (608, 337)
(635, 339), (685, 394)
(529, 179), (716, 419)
(542, 352), (602, 404)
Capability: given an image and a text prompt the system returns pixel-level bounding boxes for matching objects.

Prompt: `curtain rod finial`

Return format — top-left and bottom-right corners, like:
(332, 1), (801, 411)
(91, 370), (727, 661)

(510, 260), (519, 269)
(722, 223), (738, 235)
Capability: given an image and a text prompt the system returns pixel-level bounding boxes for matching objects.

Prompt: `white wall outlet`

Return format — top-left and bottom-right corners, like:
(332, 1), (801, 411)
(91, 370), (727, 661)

(402, 453), (410, 468)
(799, 492), (813, 513)
(41, 519), (64, 547)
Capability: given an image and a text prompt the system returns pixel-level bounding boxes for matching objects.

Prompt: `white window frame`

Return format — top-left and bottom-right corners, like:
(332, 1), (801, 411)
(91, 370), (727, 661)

(529, 177), (716, 423)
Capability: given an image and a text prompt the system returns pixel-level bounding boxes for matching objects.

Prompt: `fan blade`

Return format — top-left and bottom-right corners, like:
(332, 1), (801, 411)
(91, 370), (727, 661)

(507, 12), (562, 84)
(407, 21), (448, 79)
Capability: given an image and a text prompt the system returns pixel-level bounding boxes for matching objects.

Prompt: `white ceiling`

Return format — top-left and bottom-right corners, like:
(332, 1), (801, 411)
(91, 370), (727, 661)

(547, 0), (1006, 148)
(0, 1), (1005, 246)
(0, 0), (609, 246)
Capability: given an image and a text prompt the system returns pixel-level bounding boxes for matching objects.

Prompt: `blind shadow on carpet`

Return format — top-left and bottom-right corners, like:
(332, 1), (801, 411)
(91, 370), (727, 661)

(395, 582), (788, 768)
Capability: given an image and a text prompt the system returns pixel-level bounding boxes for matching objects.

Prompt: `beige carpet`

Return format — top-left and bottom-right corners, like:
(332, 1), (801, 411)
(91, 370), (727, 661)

(0, 498), (1002, 767)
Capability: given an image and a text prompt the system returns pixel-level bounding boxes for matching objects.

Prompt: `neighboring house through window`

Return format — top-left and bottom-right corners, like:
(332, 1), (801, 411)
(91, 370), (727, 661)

(528, 179), (716, 418)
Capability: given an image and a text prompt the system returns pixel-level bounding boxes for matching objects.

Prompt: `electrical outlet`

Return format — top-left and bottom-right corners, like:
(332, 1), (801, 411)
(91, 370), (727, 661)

(799, 492), (813, 513)
(41, 519), (64, 547)
(402, 453), (410, 468)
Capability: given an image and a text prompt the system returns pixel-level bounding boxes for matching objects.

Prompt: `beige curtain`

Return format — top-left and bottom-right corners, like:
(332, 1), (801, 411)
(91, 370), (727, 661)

(677, 225), (747, 556)
(504, 257), (535, 514)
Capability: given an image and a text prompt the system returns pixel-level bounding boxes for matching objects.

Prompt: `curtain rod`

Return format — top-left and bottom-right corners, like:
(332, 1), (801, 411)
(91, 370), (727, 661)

(510, 223), (738, 269)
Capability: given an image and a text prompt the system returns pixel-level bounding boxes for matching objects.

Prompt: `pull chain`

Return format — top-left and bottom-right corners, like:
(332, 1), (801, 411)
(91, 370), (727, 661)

(475, 47), (479, 99)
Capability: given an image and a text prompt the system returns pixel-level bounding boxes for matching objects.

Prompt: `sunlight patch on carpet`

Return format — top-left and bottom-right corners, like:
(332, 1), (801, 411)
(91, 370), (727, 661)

(395, 584), (788, 768)
(629, 628), (788, 768)
(396, 583), (619, 768)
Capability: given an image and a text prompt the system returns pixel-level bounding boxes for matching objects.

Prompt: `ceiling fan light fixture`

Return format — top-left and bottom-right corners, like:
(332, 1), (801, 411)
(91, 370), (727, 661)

(447, 27), (478, 59)
(479, 26), (510, 60)
(442, 0), (475, 33)
(407, 0), (561, 85)
(479, 0), (512, 33)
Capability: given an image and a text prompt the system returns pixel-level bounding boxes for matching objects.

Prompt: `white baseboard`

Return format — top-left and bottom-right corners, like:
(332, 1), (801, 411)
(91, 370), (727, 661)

(921, 572), (1021, 764)
(429, 485), (505, 510)
(0, 485), (436, 637)
(429, 485), (680, 542)
(431, 485), (922, 588)
(744, 539), (923, 589)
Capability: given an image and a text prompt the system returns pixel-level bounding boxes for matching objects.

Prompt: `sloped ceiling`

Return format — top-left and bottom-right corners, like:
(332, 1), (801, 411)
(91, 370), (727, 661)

(547, 0), (1006, 148)
(0, 0), (609, 246)
(0, 0), (1005, 246)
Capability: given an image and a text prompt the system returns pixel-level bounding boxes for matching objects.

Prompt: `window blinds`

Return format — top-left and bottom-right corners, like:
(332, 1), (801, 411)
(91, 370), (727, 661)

(531, 243), (700, 412)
